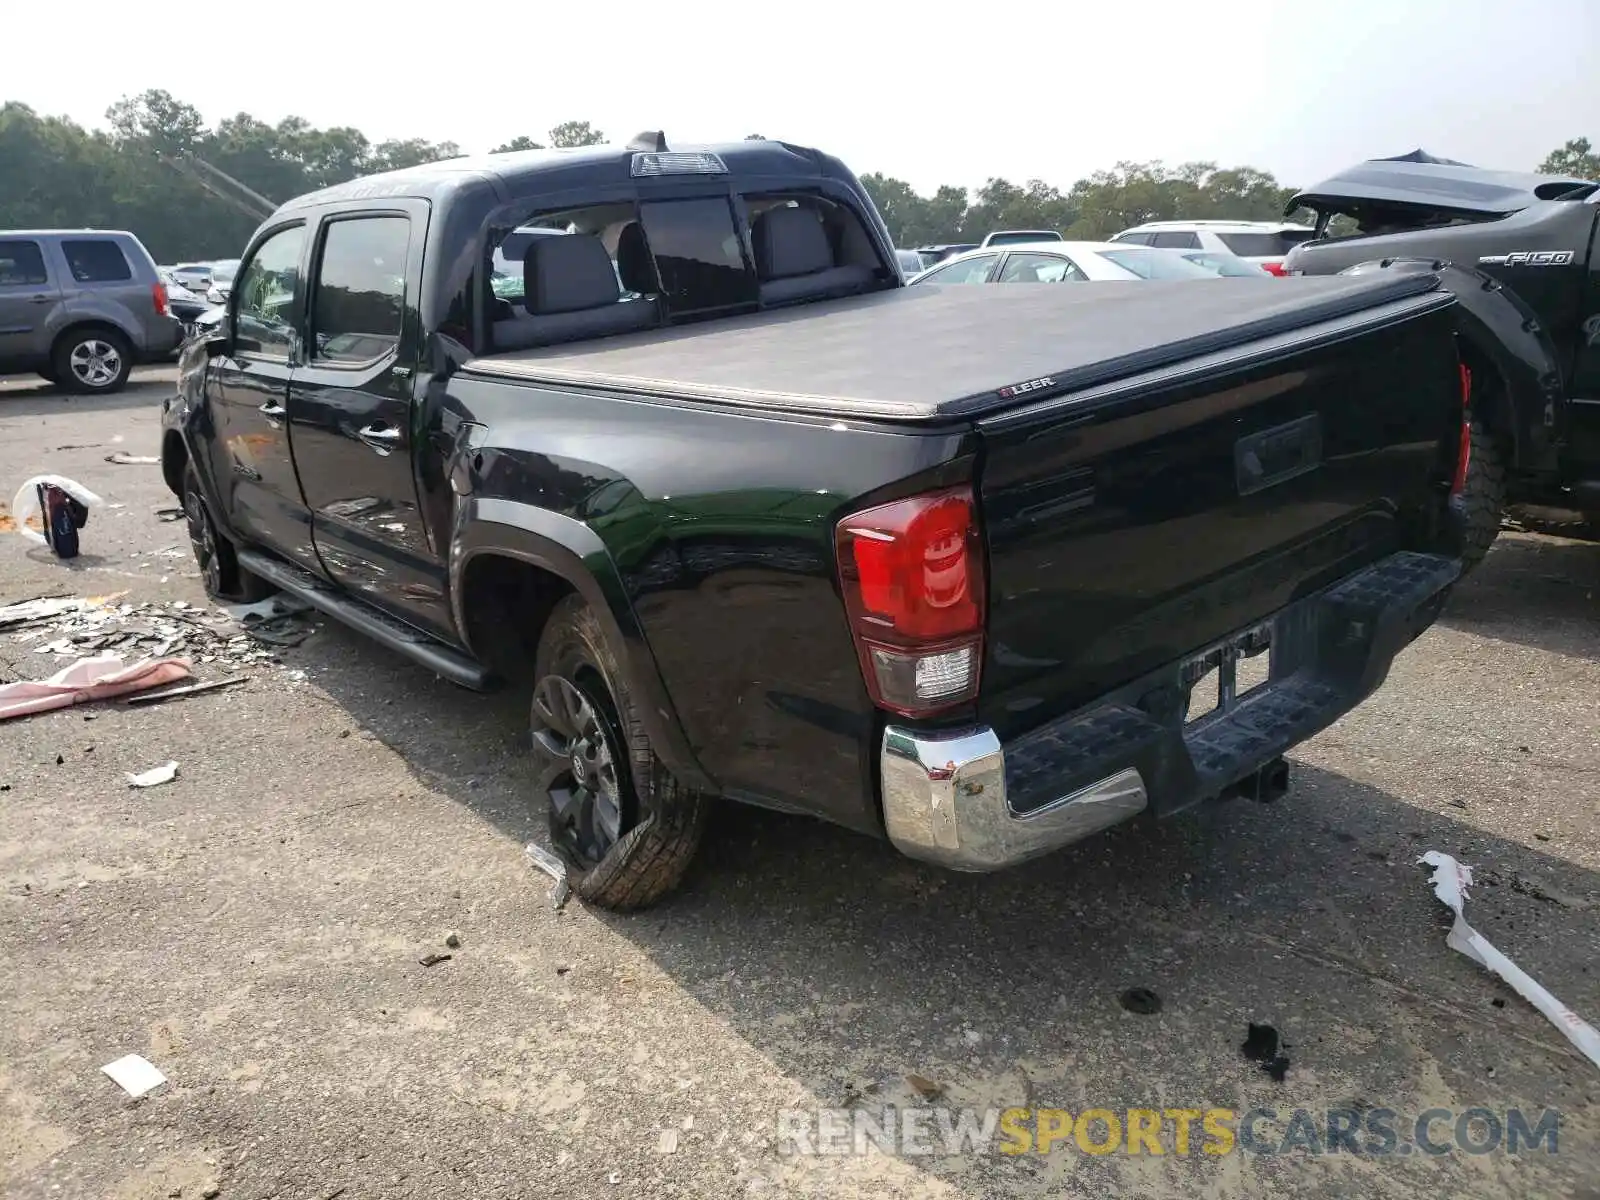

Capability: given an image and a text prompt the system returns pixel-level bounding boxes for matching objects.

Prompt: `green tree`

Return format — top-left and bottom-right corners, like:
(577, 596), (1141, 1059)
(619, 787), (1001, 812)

(491, 135), (546, 153)
(1538, 137), (1600, 178)
(549, 120), (604, 148)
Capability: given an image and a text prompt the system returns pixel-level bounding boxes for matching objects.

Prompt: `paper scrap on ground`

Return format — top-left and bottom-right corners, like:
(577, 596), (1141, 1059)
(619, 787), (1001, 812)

(105, 452), (160, 465)
(101, 1053), (167, 1098)
(127, 761), (179, 788)
(0, 655), (193, 721)
(1419, 851), (1600, 1070)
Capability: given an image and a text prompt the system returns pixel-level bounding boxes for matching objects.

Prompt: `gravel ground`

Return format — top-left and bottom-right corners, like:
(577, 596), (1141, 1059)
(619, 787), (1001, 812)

(1, 369), (1598, 1200)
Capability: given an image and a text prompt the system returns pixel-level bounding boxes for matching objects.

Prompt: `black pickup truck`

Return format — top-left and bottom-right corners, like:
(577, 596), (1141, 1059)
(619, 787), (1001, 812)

(1285, 152), (1600, 561)
(163, 134), (1470, 910)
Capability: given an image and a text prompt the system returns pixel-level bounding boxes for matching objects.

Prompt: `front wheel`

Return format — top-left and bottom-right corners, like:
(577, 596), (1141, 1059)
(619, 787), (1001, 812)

(529, 595), (708, 911)
(182, 464), (272, 602)
(1458, 419), (1506, 572)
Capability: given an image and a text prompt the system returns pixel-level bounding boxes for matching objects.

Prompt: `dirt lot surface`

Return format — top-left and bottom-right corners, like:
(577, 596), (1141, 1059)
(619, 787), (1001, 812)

(2, 368), (1598, 1199)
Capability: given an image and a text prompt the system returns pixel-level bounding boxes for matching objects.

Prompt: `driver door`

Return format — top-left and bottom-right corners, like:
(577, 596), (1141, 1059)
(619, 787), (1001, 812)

(203, 222), (320, 570)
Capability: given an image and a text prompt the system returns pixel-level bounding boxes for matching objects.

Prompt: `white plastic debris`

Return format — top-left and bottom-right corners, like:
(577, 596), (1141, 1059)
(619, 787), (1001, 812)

(8, 475), (104, 545)
(101, 1053), (167, 1097)
(657, 1129), (679, 1154)
(1419, 851), (1600, 1071)
(0, 597), (86, 628)
(127, 761), (180, 788)
(221, 594), (309, 622)
(105, 452), (160, 465)
(526, 842), (572, 910)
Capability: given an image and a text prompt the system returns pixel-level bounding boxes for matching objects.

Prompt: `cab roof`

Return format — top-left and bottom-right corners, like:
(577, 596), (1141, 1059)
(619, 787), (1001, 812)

(272, 137), (832, 216)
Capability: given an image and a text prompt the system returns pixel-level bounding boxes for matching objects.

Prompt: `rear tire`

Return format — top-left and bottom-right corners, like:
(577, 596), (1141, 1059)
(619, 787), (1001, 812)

(53, 327), (133, 395)
(182, 464), (272, 602)
(529, 594), (708, 911)
(1458, 418), (1506, 572)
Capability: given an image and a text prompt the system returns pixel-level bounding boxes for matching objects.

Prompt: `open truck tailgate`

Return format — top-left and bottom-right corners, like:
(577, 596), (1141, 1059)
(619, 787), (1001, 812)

(974, 283), (1463, 761)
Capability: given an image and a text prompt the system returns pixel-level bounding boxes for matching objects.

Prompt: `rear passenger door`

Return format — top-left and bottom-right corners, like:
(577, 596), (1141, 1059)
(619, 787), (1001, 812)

(286, 205), (448, 634)
(0, 239), (60, 368)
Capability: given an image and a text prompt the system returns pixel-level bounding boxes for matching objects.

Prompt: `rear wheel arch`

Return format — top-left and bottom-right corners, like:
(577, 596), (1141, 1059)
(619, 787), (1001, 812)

(457, 552), (575, 684)
(450, 516), (715, 793)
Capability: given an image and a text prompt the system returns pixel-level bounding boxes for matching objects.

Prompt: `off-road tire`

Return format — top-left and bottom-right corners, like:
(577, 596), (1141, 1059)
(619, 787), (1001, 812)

(182, 463), (273, 602)
(1458, 418), (1506, 572)
(53, 326), (133, 395)
(532, 594), (709, 911)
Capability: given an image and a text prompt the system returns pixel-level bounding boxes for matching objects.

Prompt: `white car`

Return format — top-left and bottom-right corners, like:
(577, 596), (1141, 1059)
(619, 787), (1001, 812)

(205, 258), (241, 304)
(907, 240), (1220, 285)
(1108, 220), (1313, 276)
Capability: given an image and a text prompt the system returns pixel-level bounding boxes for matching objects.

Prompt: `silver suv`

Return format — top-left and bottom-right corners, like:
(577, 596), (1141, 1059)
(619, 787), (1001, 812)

(0, 230), (182, 394)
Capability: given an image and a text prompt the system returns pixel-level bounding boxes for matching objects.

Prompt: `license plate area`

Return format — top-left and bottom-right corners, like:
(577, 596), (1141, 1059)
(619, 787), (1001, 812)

(1184, 624), (1273, 725)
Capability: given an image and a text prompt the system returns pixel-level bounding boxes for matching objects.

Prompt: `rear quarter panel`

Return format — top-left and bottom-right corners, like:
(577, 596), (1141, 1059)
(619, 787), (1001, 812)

(440, 374), (971, 835)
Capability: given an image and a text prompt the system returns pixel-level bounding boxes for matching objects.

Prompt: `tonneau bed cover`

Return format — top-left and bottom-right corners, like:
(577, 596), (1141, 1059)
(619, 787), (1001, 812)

(466, 273), (1449, 421)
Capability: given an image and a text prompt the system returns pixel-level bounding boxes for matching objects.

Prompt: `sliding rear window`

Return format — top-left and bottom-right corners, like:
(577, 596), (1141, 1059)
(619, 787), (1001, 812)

(638, 198), (757, 314)
(1217, 230), (1312, 257)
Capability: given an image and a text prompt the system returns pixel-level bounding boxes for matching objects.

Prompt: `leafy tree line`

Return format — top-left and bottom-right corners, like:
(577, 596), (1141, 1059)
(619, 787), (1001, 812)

(0, 90), (1592, 262)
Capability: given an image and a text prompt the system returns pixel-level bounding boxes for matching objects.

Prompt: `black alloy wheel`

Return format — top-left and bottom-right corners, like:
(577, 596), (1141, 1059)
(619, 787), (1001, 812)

(532, 671), (634, 868)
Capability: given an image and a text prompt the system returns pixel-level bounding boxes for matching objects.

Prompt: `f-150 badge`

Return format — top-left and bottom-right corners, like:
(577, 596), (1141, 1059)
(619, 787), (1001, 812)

(1478, 251), (1575, 267)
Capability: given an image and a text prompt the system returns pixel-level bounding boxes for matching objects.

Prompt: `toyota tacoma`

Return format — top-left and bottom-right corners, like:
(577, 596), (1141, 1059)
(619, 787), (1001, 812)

(162, 134), (1471, 909)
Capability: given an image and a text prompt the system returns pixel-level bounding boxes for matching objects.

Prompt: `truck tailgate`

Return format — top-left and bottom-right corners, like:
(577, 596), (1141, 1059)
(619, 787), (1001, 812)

(975, 287), (1461, 745)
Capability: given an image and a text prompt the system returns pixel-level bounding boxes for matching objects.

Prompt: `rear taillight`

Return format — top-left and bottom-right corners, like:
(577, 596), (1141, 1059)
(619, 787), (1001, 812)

(1259, 261), (1288, 277)
(152, 283), (170, 317)
(1452, 362), (1473, 495)
(836, 485), (985, 717)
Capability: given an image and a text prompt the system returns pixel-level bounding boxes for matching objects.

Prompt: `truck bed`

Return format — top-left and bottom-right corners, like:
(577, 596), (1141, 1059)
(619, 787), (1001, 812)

(465, 273), (1448, 421)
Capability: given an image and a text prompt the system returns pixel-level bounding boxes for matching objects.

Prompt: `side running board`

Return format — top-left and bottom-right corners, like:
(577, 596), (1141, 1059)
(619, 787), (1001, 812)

(235, 548), (494, 691)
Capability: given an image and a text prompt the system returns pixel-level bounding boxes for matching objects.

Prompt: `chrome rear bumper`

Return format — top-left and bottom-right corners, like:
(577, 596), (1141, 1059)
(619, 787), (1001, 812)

(881, 725), (1148, 871)
(879, 551), (1461, 872)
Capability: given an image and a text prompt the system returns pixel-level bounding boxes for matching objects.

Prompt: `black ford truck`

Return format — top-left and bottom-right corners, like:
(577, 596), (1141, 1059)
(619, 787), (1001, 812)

(1284, 151), (1600, 561)
(163, 134), (1470, 909)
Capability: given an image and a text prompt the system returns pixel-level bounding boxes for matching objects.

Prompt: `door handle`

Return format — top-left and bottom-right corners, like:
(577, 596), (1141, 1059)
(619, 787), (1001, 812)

(29, 294), (51, 305)
(258, 401), (286, 418)
(358, 423), (402, 456)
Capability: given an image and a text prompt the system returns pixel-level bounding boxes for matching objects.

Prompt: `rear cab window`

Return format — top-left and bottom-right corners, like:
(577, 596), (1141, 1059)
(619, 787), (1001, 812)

(61, 239), (133, 283)
(0, 240), (49, 286)
(482, 184), (887, 355)
(1217, 230), (1312, 257)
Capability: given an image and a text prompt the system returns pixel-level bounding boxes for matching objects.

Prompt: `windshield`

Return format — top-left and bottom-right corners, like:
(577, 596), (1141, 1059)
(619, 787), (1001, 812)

(985, 231), (1060, 246)
(1098, 248), (1219, 280)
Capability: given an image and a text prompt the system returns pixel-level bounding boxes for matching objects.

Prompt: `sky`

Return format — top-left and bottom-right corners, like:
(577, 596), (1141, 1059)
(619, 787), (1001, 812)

(7, 0), (1597, 195)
